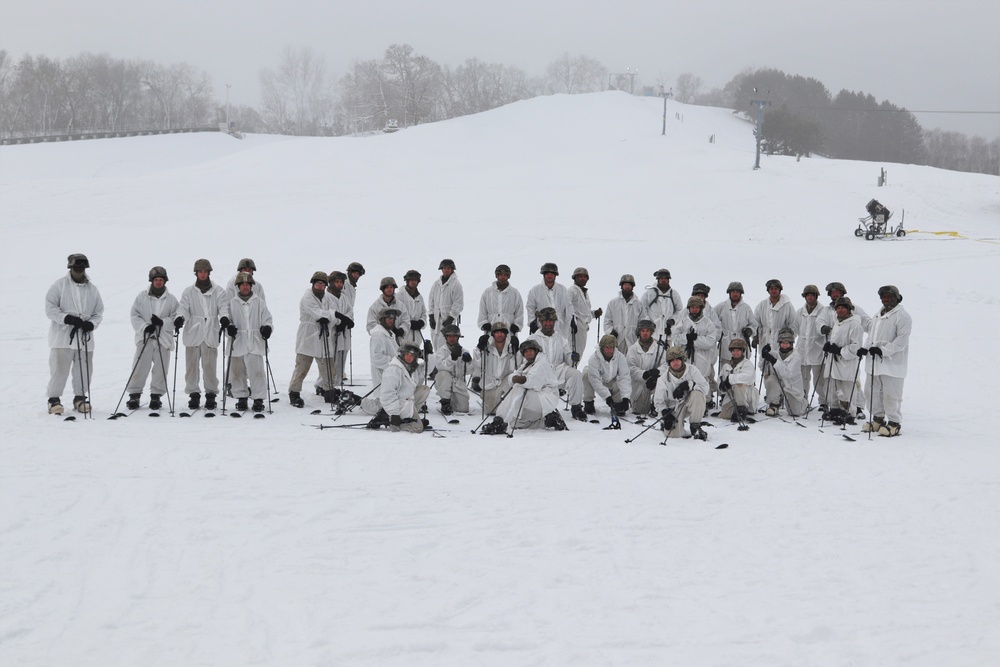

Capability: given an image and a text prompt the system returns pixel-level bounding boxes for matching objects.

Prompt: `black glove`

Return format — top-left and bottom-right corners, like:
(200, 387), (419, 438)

(869, 346), (883, 357)
(220, 316), (231, 329)
(762, 343), (771, 355)
(477, 334), (489, 351)
(81, 320), (95, 332)
(660, 408), (676, 430)
(645, 376), (658, 390)
(335, 312), (354, 329)
(411, 319), (424, 330)
(606, 396), (616, 408)
(610, 329), (619, 339)
(174, 316), (184, 330)
(511, 375), (527, 384)
(618, 398), (630, 414)
(673, 381), (689, 399)
(143, 323), (157, 335)
(260, 325), (272, 339)
(150, 315), (163, 327)
(820, 325), (832, 335)
(686, 331), (698, 343)
(857, 347), (868, 357)
(462, 351), (472, 363)
(642, 368), (659, 381)
(389, 414), (402, 427)
(761, 350), (777, 365)
(318, 317), (330, 327)
(471, 377), (482, 393)
(482, 323), (492, 333)
(750, 337), (759, 349)
(509, 335), (520, 355)
(393, 327), (405, 338)
(227, 324), (238, 338)
(593, 308), (603, 318)
(664, 323), (673, 337)
(825, 342), (842, 356)
(450, 347), (462, 361)
(570, 318), (578, 334)
(720, 377), (731, 392)
(529, 320), (539, 334)
(423, 340), (433, 356)
(510, 324), (519, 334)
(666, 319), (675, 328)
(742, 326), (754, 340)
(442, 316), (455, 328)
(571, 352), (580, 363)
(64, 314), (85, 328)
(429, 314), (436, 329)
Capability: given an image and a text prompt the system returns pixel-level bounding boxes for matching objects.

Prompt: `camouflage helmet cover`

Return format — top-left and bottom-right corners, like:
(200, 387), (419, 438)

(193, 258), (213, 273)
(148, 266), (169, 282)
(537, 306), (558, 322)
(665, 345), (687, 361)
(234, 271), (255, 286)
(67, 253), (90, 269)
(237, 258), (256, 271)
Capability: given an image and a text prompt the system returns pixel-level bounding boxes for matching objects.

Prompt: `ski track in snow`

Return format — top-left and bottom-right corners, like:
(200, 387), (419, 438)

(2, 92), (999, 666)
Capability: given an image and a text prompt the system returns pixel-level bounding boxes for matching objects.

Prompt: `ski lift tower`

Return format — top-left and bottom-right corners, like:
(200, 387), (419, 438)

(608, 68), (638, 94)
(660, 86), (673, 136)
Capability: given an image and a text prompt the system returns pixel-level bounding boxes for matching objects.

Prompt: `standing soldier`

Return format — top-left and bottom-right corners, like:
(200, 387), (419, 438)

(397, 269), (429, 351)
(477, 264), (524, 353)
(288, 271), (339, 409)
(225, 271), (273, 413)
(526, 262), (574, 341)
(225, 258), (265, 397)
(604, 274), (649, 353)
(582, 334), (632, 417)
(826, 282), (871, 330)
(341, 261), (365, 383)
(428, 258), (464, 350)
(126, 266), (180, 411)
(754, 279), (798, 411)
(821, 296), (865, 425)
(473, 322), (518, 415)
(323, 271), (355, 392)
(760, 328), (806, 417)
(46, 253), (104, 415)
(626, 319), (663, 418)
(568, 267), (602, 367)
(369, 308), (401, 388)
(862, 285), (911, 437)
(434, 324), (473, 416)
(176, 259), (229, 411)
(691, 283), (723, 330)
(641, 269), (684, 338)
(366, 277), (402, 334)
(528, 307), (586, 421)
(796, 284), (834, 408)
(714, 281), (759, 368)
(671, 296), (721, 406)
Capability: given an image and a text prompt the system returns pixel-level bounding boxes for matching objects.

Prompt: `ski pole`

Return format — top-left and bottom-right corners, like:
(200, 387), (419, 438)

(661, 391), (692, 444)
(81, 331), (92, 418)
(820, 352), (836, 428)
(222, 331), (235, 416)
(624, 415), (664, 443)
(471, 384), (515, 434)
(506, 387), (529, 439)
(73, 327), (91, 418)
(770, 362), (805, 426)
(264, 338), (273, 414)
(153, 329), (174, 416)
(725, 385), (750, 431)
(843, 353), (864, 430)
(109, 332), (154, 419)
(320, 324), (335, 407)
(868, 355), (877, 440)
(170, 330), (180, 417)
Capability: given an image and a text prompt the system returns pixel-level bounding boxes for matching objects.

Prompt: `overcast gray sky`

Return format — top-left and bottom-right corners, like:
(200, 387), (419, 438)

(4, 0), (999, 138)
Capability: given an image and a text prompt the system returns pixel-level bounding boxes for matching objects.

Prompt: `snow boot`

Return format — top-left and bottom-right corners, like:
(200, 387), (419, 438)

(481, 416), (508, 435)
(765, 404), (779, 417)
(252, 398), (265, 413)
(235, 397), (248, 411)
(188, 393), (201, 410)
(126, 394), (141, 410)
(570, 404), (587, 422)
(862, 415), (886, 433)
(149, 394), (162, 410)
(878, 421), (901, 437)
(289, 391), (304, 408)
(691, 422), (708, 441)
(48, 397), (64, 415)
(855, 407), (866, 421)
(322, 388), (340, 403)
(367, 408), (390, 429)
(73, 395), (91, 413)
(544, 410), (567, 431)
(440, 398), (453, 416)
(583, 400), (596, 415)
(204, 393), (218, 410)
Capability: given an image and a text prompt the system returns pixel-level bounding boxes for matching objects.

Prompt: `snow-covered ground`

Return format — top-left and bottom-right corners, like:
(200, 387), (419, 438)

(2, 91), (999, 666)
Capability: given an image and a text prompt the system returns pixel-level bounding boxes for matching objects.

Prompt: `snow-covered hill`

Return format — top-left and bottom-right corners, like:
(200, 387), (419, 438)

(2, 91), (998, 666)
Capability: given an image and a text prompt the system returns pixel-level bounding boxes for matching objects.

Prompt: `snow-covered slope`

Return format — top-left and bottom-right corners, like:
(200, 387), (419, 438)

(2, 91), (998, 666)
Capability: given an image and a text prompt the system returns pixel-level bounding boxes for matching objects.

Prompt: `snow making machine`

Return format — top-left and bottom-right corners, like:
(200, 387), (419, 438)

(855, 198), (905, 240)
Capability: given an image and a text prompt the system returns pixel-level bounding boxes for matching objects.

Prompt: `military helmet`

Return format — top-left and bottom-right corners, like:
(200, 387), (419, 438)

(398, 342), (421, 360)
(692, 283), (711, 296)
(687, 296), (705, 309)
(537, 307), (558, 322)
(193, 258), (213, 273)
(328, 270), (347, 283)
(539, 262), (559, 275)
(619, 274), (636, 286)
(148, 266), (168, 283)
(237, 258), (256, 271)
(347, 261), (366, 275)
(490, 322), (509, 335)
(495, 264), (512, 276)
(636, 319), (656, 334)
(726, 281), (745, 294)
(403, 269), (421, 282)
(377, 308), (400, 323)
(801, 284), (820, 297)
(878, 285), (902, 303)
(599, 334), (618, 349)
(777, 328), (796, 344)
(379, 276), (398, 290)
(234, 271), (255, 286)
(665, 345), (687, 361)
(765, 278), (783, 291)
(654, 268), (672, 279)
(67, 253), (90, 269)
(310, 271), (329, 285)
(519, 339), (543, 355)
(572, 267), (589, 279)
(438, 258), (456, 270)
(834, 296), (855, 311)
(729, 338), (748, 352)
(825, 281), (847, 295)
(442, 324), (462, 338)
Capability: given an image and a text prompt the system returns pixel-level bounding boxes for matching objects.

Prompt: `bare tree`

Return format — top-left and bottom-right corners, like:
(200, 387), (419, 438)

(544, 53), (607, 94)
(674, 73), (703, 103)
(260, 46), (333, 135)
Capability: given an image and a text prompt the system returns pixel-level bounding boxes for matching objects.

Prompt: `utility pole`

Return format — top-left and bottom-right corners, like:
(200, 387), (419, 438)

(225, 84), (231, 131)
(751, 88), (769, 170)
(660, 86), (673, 136)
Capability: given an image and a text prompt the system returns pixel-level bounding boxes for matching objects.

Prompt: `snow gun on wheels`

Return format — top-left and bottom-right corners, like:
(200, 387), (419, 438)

(855, 198), (905, 240)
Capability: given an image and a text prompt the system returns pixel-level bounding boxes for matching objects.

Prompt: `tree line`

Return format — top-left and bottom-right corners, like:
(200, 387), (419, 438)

(1, 49), (995, 176)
